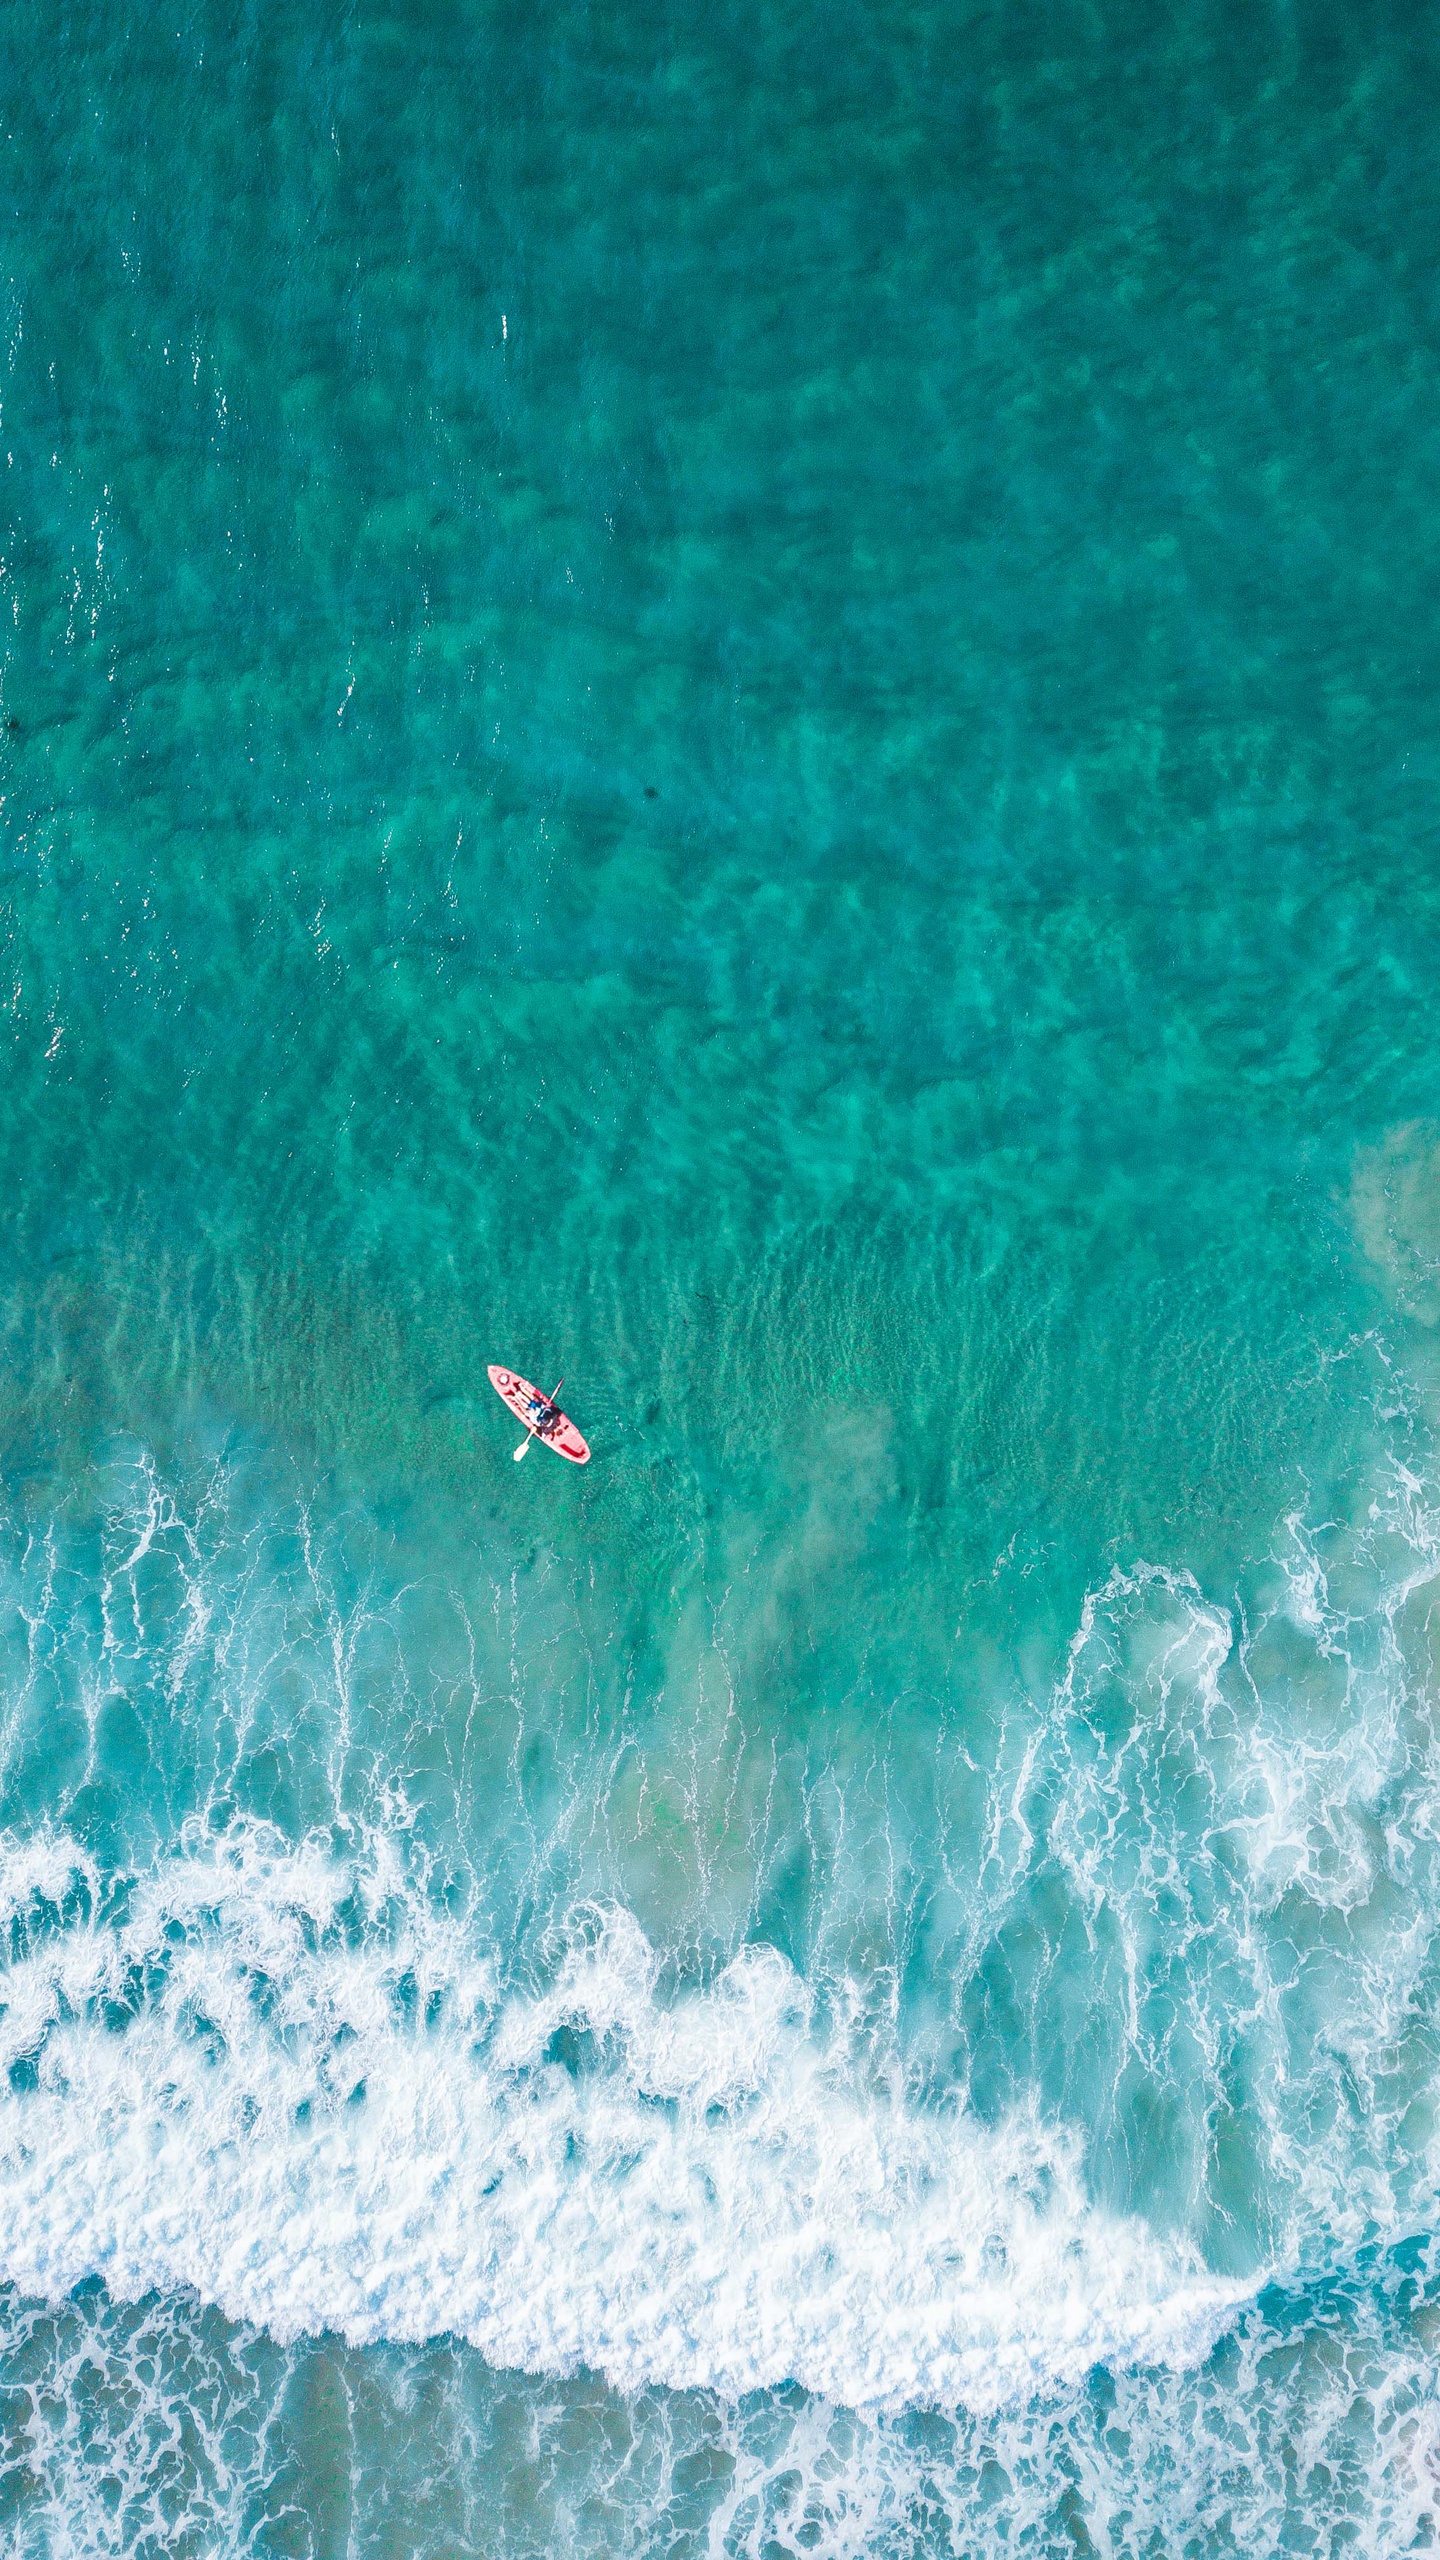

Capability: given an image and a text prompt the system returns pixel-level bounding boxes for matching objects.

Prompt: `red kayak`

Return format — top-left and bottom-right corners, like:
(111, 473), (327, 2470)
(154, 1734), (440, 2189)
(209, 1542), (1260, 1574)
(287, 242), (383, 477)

(488, 1365), (590, 1465)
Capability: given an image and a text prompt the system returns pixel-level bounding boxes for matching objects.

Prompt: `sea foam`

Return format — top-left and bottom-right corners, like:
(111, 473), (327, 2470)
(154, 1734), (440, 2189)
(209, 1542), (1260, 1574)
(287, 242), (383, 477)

(0, 1823), (1248, 2412)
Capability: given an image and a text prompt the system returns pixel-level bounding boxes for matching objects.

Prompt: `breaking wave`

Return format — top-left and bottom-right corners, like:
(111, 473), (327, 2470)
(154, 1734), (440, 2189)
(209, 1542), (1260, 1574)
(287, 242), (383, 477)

(1, 1424), (1439, 2547)
(0, 1826), (1245, 2409)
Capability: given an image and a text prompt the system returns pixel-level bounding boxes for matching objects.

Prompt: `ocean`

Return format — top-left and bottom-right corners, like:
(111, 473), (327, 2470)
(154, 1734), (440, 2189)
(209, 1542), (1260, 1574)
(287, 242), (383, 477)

(2, 0), (1439, 2548)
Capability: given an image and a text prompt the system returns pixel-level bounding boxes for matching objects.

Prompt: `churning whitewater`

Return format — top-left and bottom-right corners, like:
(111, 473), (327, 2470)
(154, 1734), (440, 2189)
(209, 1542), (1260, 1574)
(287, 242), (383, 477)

(0, 1830), (1246, 2410)
(1, 1431), (1438, 2461)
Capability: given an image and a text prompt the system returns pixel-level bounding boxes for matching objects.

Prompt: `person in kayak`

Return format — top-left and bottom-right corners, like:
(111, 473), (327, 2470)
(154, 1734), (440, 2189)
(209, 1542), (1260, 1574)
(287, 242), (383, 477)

(528, 1391), (562, 1435)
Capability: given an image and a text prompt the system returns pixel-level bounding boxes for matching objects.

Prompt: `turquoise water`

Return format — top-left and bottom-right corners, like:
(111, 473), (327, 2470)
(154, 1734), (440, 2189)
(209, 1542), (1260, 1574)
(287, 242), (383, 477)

(3, 0), (1440, 2547)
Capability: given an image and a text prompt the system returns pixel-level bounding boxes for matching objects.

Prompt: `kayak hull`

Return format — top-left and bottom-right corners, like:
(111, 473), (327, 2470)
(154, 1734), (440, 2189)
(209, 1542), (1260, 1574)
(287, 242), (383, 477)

(487, 1365), (591, 1464)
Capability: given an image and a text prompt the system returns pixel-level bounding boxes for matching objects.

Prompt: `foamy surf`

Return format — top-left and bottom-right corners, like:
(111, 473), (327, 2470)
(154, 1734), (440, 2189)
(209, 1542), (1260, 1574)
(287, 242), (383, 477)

(0, 1825), (1249, 2412)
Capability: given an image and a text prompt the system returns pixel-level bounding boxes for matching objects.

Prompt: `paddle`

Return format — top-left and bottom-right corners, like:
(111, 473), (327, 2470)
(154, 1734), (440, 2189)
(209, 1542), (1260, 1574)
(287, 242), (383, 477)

(514, 1379), (564, 1461)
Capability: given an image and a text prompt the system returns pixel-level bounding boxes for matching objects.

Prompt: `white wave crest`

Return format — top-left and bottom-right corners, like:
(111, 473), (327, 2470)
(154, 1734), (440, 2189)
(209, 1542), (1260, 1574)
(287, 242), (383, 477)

(0, 1823), (1248, 2412)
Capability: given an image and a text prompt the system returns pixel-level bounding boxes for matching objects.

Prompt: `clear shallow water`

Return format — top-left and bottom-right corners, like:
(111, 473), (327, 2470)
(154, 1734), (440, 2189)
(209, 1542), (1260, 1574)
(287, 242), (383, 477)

(2, 0), (1440, 2549)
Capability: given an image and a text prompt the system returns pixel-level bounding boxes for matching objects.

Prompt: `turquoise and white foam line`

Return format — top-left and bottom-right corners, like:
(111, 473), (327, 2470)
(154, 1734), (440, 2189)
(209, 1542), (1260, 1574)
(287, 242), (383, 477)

(0, 1833), (1249, 2407)
(2, 1426), (1440, 2547)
